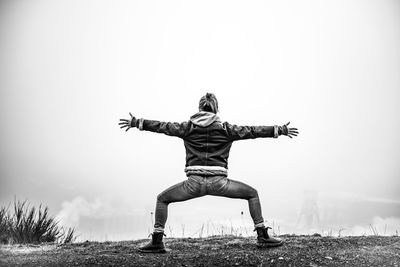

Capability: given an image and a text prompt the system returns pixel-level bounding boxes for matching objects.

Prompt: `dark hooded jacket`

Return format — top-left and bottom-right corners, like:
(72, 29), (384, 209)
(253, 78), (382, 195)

(136, 112), (277, 169)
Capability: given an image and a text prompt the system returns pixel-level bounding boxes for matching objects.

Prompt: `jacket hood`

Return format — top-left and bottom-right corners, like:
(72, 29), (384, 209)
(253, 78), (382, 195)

(190, 111), (221, 127)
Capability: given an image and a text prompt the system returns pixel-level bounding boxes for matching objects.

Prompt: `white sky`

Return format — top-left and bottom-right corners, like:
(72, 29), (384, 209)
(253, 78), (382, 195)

(0, 0), (399, 232)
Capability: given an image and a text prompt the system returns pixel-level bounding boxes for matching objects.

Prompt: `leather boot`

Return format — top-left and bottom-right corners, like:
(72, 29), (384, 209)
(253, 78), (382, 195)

(255, 226), (283, 248)
(138, 232), (167, 253)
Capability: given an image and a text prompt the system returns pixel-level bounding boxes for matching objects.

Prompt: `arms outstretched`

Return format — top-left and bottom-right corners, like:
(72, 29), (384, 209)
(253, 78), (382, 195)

(119, 113), (299, 139)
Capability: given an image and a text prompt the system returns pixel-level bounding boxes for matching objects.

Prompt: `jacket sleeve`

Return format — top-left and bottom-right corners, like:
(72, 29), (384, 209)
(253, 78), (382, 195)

(136, 118), (188, 138)
(224, 122), (279, 141)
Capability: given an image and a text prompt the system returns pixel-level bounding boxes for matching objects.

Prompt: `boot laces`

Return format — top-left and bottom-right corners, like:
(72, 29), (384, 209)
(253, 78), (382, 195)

(148, 232), (166, 238)
(147, 232), (166, 245)
(254, 226), (272, 238)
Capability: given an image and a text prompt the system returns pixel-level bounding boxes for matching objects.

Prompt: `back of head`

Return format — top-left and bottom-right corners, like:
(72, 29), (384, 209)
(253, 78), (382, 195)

(199, 93), (219, 114)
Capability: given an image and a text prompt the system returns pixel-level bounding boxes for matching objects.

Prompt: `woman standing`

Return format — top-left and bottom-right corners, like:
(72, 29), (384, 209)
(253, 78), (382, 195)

(119, 93), (298, 253)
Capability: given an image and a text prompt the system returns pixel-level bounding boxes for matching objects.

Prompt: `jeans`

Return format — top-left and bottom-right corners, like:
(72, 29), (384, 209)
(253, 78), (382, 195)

(154, 175), (264, 230)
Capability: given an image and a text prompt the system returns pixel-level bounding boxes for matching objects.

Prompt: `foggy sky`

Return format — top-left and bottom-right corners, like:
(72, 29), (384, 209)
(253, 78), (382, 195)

(0, 0), (399, 238)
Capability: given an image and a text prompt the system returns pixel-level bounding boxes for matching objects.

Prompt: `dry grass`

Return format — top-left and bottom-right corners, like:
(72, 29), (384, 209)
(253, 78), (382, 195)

(0, 199), (75, 244)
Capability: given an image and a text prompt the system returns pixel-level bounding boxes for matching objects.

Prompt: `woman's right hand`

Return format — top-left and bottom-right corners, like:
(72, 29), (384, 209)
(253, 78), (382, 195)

(279, 122), (299, 138)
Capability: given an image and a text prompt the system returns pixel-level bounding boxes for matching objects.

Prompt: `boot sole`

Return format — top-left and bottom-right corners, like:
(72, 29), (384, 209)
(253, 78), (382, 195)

(138, 248), (168, 254)
(256, 241), (284, 248)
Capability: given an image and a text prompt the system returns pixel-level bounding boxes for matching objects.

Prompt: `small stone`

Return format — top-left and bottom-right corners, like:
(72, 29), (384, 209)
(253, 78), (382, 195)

(279, 257), (284, 260)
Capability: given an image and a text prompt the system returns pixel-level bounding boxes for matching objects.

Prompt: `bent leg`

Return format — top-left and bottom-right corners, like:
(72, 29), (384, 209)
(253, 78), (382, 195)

(154, 179), (201, 231)
(210, 178), (264, 225)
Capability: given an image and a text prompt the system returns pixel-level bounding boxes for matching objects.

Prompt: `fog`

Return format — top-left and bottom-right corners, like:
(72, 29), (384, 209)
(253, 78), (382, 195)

(1, 0), (399, 241)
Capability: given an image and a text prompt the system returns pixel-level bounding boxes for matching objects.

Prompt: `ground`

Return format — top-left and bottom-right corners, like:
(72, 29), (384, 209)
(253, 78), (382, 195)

(1, 235), (399, 266)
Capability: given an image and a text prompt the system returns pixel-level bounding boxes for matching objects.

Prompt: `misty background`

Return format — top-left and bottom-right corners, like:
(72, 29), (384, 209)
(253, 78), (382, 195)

(1, 0), (399, 241)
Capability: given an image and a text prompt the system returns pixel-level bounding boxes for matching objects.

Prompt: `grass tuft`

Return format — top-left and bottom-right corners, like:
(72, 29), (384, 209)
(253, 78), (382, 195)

(0, 199), (75, 244)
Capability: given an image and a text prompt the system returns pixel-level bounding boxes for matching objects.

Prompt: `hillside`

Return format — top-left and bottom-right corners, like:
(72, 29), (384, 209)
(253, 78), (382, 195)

(1, 235), (399, 266)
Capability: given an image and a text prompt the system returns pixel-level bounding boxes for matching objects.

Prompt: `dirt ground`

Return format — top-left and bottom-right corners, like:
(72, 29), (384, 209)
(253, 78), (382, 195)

(1, 235), (399, 266)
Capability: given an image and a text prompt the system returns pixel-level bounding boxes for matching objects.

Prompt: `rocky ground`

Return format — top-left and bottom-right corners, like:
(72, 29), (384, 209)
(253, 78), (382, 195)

(1, 235), (399, 266)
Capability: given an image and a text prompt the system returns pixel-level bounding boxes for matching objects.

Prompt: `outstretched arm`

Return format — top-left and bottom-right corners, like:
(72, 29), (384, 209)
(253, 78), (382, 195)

(119, 113), (188, 138)
(225, 121), (298, 141)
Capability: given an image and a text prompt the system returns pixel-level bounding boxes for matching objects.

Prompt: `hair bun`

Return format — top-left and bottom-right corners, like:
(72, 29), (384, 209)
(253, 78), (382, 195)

(199, 93), (218, 114)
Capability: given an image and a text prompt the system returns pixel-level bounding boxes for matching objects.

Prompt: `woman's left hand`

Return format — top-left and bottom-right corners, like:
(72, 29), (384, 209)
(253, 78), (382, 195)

(119, 112), (136, 132)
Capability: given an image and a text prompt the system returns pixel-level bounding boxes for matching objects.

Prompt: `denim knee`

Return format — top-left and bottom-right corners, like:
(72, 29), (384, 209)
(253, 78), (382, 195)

(157, 193), (168, 204)
(248, 188), (259, 199)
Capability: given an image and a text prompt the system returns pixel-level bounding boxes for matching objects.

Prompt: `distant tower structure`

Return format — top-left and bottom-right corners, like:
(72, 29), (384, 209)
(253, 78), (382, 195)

(296, 190), (320, 231)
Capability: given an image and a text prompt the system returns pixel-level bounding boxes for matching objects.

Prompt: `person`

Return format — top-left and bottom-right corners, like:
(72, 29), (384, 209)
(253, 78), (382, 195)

(119, 93), (299, 253)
